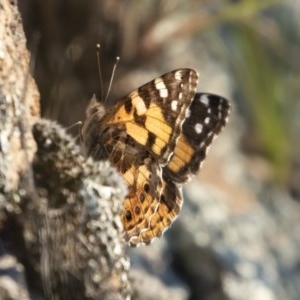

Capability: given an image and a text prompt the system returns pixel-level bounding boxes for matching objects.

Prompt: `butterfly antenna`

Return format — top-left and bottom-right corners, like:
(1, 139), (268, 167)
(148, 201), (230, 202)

(66, 121), (82, 131)
(66, 121), (82, 141)
(104, 56), (120, 103)
(96, 43), (104, 102)
(64, 121), (83, 145)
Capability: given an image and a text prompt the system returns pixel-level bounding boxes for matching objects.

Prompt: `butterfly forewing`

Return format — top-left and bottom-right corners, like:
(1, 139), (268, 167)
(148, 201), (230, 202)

(82, 69), (230, 247)
(105, 69), (198, 164)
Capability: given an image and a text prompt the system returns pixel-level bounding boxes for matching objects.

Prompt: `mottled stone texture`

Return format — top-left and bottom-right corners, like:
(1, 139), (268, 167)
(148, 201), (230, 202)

(0, 1), (130, 299)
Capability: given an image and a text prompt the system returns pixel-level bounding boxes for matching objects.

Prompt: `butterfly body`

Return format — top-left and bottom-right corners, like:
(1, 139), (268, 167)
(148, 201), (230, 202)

(81, 69), (230, 246)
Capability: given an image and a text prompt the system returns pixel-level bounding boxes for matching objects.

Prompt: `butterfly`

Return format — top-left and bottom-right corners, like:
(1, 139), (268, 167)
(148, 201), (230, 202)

(81, 69), (230, 246)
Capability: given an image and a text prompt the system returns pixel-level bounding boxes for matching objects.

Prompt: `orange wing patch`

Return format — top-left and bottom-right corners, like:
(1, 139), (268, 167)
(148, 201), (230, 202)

(107, 93), (173, 159)
(167, 134), (195, 174)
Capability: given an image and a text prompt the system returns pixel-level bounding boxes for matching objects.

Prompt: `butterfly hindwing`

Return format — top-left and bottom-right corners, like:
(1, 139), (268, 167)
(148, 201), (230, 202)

(165, 93), (230, 183)
(122, 161), (182, 246)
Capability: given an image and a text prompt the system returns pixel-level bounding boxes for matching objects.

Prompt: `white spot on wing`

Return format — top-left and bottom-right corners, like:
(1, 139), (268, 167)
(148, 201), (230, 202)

(195, 123), (203, 134)
(204, 117), (210, 125)
(171, 100), (178, 111)
(178, 92), (183, 100)
(132, 94), (147, 116)
(207, 132), (214, 138)
(155, 78), (168, 98)
(185, 108), (191, 118)
(200, 94), (209, 106)
(155, 78), (166, 90)
(159, 89), (168, 98)
(175, 70), (182, 80)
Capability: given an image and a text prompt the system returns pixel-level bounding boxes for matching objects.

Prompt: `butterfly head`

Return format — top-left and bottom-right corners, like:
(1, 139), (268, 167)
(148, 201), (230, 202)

(85, 95), (106, 119)
(81, 95), (107, 158)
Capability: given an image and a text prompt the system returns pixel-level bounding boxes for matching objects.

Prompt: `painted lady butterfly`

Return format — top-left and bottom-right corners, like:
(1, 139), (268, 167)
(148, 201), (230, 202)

(81, 69), (230, 246)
